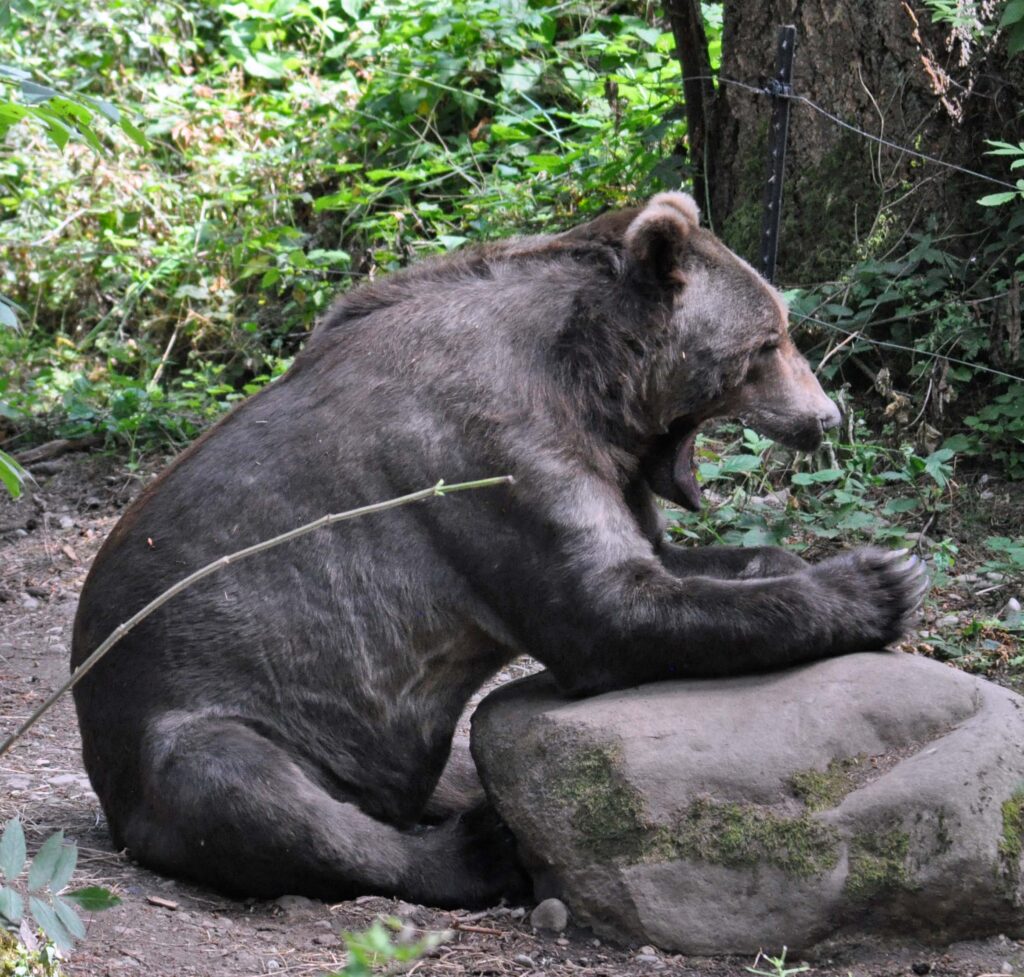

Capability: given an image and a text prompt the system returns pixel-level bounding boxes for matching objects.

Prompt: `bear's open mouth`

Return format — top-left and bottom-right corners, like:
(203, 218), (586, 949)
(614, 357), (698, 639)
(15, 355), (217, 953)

(670, 425), (702, 511)
(641, 418), (703, 512)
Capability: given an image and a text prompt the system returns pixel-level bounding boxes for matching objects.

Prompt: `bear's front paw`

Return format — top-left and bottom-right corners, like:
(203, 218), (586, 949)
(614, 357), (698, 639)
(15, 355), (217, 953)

(738, 547), (809, 579)
(810, 546), (929, 651)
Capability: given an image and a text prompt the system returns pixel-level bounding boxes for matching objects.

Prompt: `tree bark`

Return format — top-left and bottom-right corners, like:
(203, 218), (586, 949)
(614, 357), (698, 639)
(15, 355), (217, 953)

(665, 0), (717, 220)
(708, 0), (1024, 285)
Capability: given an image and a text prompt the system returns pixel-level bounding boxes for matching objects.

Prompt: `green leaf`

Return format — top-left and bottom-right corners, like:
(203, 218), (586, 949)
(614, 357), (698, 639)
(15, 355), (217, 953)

(0, 296), (17, 329)
(500, 60), (542, 94)
(26, 105), (70, 150)
(1000, 0), (1024, 27)
(0, 886), (23, 925)
(243, 53), (286, 80)
(0, 102), (28, 125)
(0, 63), (30, 80)
(0, 450), (23, 501)
(791, 469), (844, 485)
(29, 896), (75, 952)
(1008, 19), (1024, 55)
(20, 79), (58, 104)
(719, 454), (763, 474)
(27, 832), (66, 893)
(978, 191), (1018, 206)
(0, 0), (9, 28)
(48, 841), (78, 894)
(883, 497), (920, 514)
(0, 818), (26, 881)
(64, 886), (122, 911)
(52, 897), (87, 939)
(119, 117), (149, 148)
(90, 97), (120, 123)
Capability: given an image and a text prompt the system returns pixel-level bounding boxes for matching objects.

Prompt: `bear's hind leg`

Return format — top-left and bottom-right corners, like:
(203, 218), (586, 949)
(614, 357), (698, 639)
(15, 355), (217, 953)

(117, 715), (523, 907)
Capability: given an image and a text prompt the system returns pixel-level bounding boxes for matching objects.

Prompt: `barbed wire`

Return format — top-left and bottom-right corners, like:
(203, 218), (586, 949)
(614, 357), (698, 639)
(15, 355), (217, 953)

(792, 309), (1024, 385)
(668, 71), (1023, 383)
(682, 74), (1022, 192)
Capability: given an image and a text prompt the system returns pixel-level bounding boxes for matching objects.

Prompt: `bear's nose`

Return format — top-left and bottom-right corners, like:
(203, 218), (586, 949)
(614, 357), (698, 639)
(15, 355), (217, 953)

(820, 398), (842, 431)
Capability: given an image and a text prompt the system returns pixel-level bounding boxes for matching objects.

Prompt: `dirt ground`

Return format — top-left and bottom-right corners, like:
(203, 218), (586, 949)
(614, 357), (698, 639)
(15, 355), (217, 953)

(2, 452), (1024, 977)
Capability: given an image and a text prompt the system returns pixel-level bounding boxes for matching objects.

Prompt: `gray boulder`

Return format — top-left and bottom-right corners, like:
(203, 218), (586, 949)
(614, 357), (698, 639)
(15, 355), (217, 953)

(471, 652), (1024, 953)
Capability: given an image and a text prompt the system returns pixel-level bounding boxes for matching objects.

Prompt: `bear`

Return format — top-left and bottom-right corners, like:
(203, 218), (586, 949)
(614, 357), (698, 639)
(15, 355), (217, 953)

(70, 192), (926, 908)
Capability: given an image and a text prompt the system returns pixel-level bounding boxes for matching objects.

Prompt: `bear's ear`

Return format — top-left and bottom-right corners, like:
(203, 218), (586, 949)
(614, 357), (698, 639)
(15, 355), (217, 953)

(623, 192), (699, 287)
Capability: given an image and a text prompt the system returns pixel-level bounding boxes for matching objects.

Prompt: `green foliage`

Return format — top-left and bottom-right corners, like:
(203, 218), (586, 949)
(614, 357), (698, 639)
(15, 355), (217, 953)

(788, 208), (1024, 482)
(326, 917), (448, 977)
(746, 946), (809, 977)
(0, 450), (26, 499)
(921, 0), (1023, 55)
(0, 931), (62, 977)
(0, 820), (120, 956)
(0, 62), (146, 153)
(0, 0), (704, 450)
(979, 140), (1024, 206)
(1001, 0), (1024, 56)
(964, 383), (1024, 477)
(667, 426), (958, 555)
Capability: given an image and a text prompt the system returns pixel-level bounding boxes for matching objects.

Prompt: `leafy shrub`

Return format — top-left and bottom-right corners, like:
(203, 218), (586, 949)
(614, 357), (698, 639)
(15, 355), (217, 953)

(668, 425), (959, 553)
(0, 819), (120, 957)
(328, 917), (448, 977)
(0, 0), (706, 449)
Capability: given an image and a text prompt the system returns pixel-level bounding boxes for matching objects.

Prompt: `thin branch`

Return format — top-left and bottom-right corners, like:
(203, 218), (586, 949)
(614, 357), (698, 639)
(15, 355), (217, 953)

(0, 476), (514, 759)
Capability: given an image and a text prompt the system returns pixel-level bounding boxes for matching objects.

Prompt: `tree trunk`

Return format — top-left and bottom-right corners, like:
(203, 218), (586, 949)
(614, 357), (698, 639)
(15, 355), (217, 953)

(708, 0), (1024, 285)
(665, 0), (716, 218)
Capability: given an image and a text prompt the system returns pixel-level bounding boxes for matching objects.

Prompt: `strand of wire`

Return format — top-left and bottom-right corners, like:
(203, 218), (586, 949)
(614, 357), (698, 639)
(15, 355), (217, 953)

(792, 309), (1024, 385)
(681, 74), (1022, 192)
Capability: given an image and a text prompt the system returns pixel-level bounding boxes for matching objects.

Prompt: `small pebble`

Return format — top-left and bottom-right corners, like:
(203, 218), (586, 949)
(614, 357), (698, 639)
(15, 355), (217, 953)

(935, 614), (959, 628)
(513, 954), (535, 967)
(1001, 963), (1013, 975)
(509, 906), (526, 920)
(556, 937), (569, 946)
(987, 571), (1006, 582)
(273, 894), (315, 913)
(638, 946), (658, 955)
(911, 963), (931, 975)
(57, 514), (75, 529)
(20, 594), (39, 610)
(636, 953), (661, 966)
(266, 960), (281, 972)
(530, 897), (568, 933)
(1001, 597), (1022, 624)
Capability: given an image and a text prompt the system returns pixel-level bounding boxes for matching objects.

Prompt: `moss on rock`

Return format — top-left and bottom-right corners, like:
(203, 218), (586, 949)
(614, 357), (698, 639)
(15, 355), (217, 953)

(790, 757), (861, 812)
(549, 744), (840, 878)
(658, 797), (841, 879)
(999, 785), (1024, 881)
(845, 828), (914, 900)
(550, 744), (650, 860)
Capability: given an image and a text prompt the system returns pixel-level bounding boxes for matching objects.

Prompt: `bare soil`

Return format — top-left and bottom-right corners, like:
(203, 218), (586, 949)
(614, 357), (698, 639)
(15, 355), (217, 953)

(2, 453), (1023, 977)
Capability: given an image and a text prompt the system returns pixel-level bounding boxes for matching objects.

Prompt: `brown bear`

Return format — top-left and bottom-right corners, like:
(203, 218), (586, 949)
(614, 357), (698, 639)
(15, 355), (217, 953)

(71, 193), (926, 908)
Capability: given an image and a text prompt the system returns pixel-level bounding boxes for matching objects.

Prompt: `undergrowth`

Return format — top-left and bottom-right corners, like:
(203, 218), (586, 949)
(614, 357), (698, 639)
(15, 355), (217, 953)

(0, 0), (1022, 656)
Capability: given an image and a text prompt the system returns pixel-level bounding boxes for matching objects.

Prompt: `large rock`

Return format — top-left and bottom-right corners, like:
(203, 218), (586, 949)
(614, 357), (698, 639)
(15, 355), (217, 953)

(471, 652), (1024, 953)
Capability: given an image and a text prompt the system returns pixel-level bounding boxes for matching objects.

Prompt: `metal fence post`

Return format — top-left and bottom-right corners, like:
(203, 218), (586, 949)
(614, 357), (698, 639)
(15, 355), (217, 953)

(760, 25), (796, 284)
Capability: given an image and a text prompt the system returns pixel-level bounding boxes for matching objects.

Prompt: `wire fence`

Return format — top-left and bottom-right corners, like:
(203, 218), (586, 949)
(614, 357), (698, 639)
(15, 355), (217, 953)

(677, 71), (1023, 385)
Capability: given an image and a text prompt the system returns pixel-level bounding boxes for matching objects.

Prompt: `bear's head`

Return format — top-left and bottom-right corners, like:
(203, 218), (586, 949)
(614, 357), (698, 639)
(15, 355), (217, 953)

(620, 192), (841, 511)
